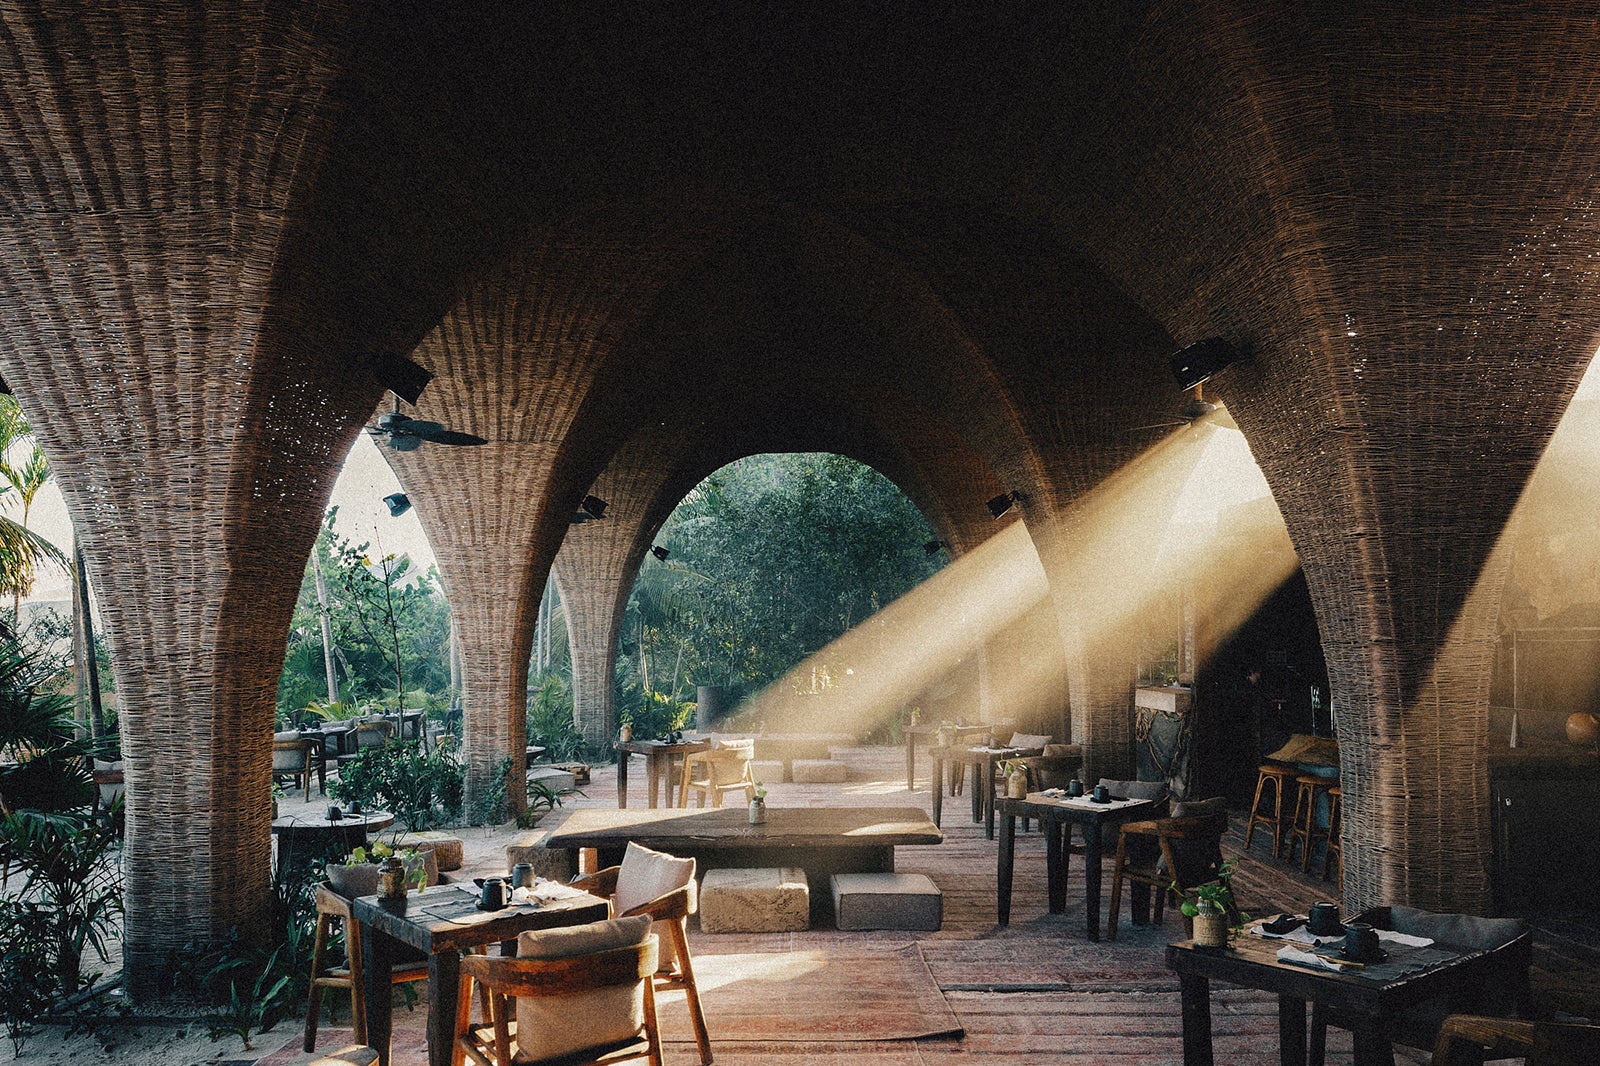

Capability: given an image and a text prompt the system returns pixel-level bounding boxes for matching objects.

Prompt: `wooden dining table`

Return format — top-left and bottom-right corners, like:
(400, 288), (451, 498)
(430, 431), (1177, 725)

(352, 881), (610, 1066)
(614, 737), (712, 808)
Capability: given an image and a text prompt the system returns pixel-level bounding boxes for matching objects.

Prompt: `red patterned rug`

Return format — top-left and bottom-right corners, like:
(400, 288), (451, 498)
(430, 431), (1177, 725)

(656, 944), (963, 1044)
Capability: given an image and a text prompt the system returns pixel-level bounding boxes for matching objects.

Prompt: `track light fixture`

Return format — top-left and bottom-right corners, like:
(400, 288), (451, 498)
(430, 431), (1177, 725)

(1168, 338), (1240, 391)
(987, 491), (1023, 519)
(650, 545), (670, 561)
(371, 353), (434, 405)
(383, 492), (411, 518)
(923, 540), (944, 555)
(571, 494), (610, 524)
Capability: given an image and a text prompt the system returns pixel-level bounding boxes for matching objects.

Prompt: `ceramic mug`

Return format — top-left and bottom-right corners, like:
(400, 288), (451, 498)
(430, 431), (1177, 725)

(1344, 922), (1379, 960)
(476, 877), (511, 911)
(510, 862), (534, 889)
(1091, 784), (1109, 803)
(1308, 901), (1342, 936)
(1067, 778), (1084, 797)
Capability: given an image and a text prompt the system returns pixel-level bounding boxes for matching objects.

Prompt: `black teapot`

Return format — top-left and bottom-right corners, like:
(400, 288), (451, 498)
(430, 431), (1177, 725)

(474, 877), (511, 911)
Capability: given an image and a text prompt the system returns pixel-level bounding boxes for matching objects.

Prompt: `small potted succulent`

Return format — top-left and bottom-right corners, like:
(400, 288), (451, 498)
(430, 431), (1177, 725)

(749, 781), (768, 824)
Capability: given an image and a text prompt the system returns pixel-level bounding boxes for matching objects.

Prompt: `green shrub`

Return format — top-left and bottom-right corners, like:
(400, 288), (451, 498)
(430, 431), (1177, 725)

(621, 688), (693, 743)
(329, 740), (464, 830)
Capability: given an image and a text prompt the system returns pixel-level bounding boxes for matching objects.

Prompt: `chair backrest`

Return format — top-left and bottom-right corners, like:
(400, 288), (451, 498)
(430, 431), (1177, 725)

(272, 737), (314, 772)
(1007, 732), (1052, 751)
(1164, 796), (1230, 887)
(1097, 778), (1171, 848)
(353, 721), (394, 750)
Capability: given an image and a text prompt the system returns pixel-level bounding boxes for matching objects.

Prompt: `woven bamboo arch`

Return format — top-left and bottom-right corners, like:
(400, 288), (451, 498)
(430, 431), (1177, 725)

(3, 2), (1599, 999)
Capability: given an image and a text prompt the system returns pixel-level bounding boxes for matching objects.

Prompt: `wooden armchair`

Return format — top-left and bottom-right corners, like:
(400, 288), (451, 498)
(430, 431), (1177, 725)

(1432, 1014), (1600, 1066)
(679, 741), (756, 808)
(570, 859), (710, 1065)
(1106, 798), (1228, 941)
(273, 734), (323, 800)
(455, 938), (662, 1066)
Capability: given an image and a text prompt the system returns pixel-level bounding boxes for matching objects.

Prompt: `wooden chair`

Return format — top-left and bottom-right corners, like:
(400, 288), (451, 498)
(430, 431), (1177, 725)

(570, 860), (711, 1064)
(1432, 1014), (1600, 1066)
(679, 741), (756, 808)
(455, 939), (663, 1066)
(273, 735), (323, 800)
(1106, 798), (1229, 941)
(336, 720), (395, 770)
(303, 883), (429, 1053)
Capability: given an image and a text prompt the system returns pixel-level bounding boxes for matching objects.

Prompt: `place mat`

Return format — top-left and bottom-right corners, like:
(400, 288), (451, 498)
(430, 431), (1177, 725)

(1276, 941), (1458, 982)
(1034, 790), (1147, 810)
(1250, 915), (1435, 949)
(656, 944), (963, 1043)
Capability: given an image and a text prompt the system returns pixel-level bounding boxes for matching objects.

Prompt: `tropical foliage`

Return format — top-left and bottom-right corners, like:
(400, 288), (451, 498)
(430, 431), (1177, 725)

(276, 510), (452, 724)
(0, 395), (67, 624)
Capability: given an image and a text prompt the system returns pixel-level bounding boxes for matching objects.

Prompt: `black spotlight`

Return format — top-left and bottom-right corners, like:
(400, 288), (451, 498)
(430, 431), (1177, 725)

(581, 495), (608, 519)
(650, 545), (670, 561)
(1169, 338), (1240, 391)
(370, 353), (434, 405)
(383, 492), (411, 518)
(923, 540), (944, 555)
(987, 492), (1022, 519)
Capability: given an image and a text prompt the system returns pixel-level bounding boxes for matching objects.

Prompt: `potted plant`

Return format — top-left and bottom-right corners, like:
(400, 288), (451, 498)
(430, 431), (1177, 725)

(1174, 858), (1246, 948)
(326, 840), (432, 897)
(749, 781), (768, 824)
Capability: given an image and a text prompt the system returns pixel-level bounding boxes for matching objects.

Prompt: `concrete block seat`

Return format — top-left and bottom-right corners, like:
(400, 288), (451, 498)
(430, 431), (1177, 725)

(504, 828), (579, 881)
(700, 867), (811, 932)
(750, 759), (788, 784)
(527, 764), (577, 792)
(831, 872), (943, 931)
(310, 1047), (378, 1066)
(791, 759), (848, 784)
(397, 831), (464, 871)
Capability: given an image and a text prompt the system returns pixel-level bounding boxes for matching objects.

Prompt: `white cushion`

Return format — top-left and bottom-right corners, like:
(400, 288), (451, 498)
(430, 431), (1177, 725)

(616, 841), (696, 971)
(1007, 732), (1052, 750)
(515, 914), (652, 1061)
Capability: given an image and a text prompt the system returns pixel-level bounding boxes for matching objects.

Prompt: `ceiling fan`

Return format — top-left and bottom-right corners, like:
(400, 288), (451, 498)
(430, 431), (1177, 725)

(369, 398), (488, 452)
(1126, 385), (1234, 434)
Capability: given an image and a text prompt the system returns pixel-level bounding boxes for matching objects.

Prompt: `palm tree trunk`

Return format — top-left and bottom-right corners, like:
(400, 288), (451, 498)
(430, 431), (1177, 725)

(73, 545), (105, 740)
(310, 549), (339, 703)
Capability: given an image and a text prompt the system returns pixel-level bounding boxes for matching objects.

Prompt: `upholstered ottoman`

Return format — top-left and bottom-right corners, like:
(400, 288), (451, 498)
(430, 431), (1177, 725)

(505, 828), (579, 882)
(402, 831), (465, 871)
(831, 872), (943, 931)
(699, 867), (810, 932)
(750, 759), (788, 784)
(790, 759), (847, 784)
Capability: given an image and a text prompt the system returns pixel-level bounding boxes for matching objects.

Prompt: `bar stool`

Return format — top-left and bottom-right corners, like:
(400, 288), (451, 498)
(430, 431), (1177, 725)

(1287, 774), (1337, 873)
(1243, 762), (1297, 857)
(303, 884), (429, 1053)
(1321, 784), (1343, 882)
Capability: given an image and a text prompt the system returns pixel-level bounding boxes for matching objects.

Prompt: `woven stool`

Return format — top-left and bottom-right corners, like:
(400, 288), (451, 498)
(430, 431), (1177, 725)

(1287, 774), (1337, 873)
(1322, 784), (1343, 882)
(1243, 762), (1297, 857)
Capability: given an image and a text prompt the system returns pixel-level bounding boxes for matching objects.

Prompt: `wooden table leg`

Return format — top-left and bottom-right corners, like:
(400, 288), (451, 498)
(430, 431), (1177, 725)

(1351, 1024), (1393, 1066)
(985, 760), (999, 840)
(1046, 817), (1067, 913)
(997, 805), (1015, 925)
(646, 754), (660, 809)
(617, 750), (630, 808)
(906, 733), (916, 791)
(1277, 996), (1306, 1066)
(970, 757), (983, 823)
(1083, 818), (1105, 941)
(362, 924), (396, 1066)
(426, 948), (462, 1066)
(932, 753), (945, 827)
(1179, 974), (1214, 1066)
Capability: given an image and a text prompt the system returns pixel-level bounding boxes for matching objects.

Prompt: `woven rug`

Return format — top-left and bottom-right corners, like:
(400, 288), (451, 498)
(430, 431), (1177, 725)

(657, 943), (964, 1044)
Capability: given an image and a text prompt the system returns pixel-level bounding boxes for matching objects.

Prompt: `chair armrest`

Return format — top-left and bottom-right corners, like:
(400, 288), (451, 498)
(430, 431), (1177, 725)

(569, 865), (621, 898)
(1119, 814), (1226, 840)
(1432, 1015), (1535, 1066)
(618, 882), (695, 922)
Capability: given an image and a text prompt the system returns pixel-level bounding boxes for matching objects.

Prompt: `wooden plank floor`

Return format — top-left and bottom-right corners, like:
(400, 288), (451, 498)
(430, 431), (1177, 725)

(279, 742), (1598, 1064)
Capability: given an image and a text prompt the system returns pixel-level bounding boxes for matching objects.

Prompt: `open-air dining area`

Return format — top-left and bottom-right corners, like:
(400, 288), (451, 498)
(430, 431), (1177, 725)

(6, 4), (1600, 1065)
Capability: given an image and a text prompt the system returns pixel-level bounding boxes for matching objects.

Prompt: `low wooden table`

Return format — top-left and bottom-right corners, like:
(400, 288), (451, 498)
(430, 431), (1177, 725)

(353, 882), (609, 1066)
(1166, 918), (1529, 1066)
(615, 738), (712, 808)
(270, 808), (395, 878)
(547, 805), (943, 922)
(996, 792), (1157, 940)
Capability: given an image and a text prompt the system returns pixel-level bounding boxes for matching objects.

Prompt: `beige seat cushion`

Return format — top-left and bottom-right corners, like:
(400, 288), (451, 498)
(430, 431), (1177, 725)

(1007, 732), (1052, 750)
(515, 914), (652, 1061)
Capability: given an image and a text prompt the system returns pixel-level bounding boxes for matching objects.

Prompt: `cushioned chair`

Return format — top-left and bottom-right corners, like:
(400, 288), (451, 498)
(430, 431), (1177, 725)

(455, 914), (662, 1066)
(1431, 1014), (1600, 1066)
(679, 739), (756, 808)
(337, 720), (395, 769)
(570, 842), (710, 1065)
(1106, 795), (1228, 941)
(273, 731), (323, 800)
(1308, 905), (1532, 1066)
(303, 883), (429, 1053)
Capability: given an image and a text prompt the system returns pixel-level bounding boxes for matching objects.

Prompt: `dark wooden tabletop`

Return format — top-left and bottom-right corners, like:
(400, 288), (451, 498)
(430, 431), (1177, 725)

(351, 881), (609, 954)
(546, 805), (943, 850)
(270, 809), (394, 833)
